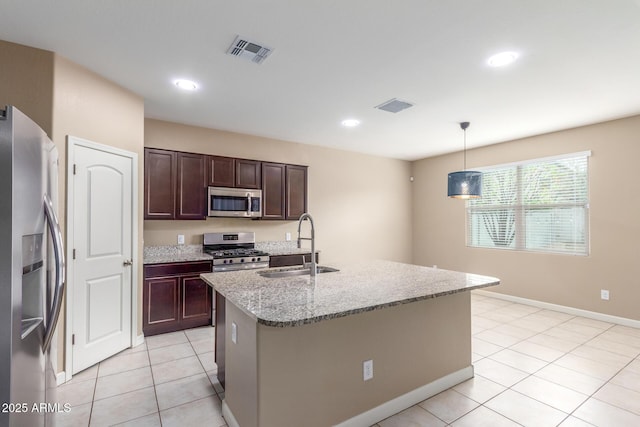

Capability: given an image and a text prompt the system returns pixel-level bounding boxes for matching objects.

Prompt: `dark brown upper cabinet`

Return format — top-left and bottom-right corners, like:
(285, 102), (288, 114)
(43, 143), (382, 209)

(262, 162), (286, 219)
(145, 147), (306, 221)
(144, 148), (206, 220)
(207, 155), (235, 187)
(144, 148), (177, 219)
(261, 163), (308, 221)
(286, 165), (308, 220)
(235, 159), (262, 189)
(176, 152), (207, 220)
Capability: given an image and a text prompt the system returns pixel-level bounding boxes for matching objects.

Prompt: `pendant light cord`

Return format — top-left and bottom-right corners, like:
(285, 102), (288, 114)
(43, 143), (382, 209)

(463, 127), (467, 171)
(460, 121), (470, 171)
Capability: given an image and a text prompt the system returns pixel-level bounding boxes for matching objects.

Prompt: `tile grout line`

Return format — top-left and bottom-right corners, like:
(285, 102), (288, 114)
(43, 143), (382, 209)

(86, 362), (99, 426)
(471, 303), (566, 423)
(570, 352), (640, 422)
(69, 303), (638, 427)
(186, 327), (224, 400)
(474, 300), (640, 425)
(473, 305), (591, 423)
(559, 357), (639, 424)
(146, 328), (224, 416)
(146, 334), (164, 426)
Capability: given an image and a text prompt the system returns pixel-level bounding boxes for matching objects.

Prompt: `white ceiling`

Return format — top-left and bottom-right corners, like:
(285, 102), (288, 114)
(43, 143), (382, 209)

(1, 1), (640, 160)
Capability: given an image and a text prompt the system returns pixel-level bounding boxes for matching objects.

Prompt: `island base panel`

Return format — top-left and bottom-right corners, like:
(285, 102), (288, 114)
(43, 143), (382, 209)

(215, 292), (226, 389)
(224, 291), (472, 427)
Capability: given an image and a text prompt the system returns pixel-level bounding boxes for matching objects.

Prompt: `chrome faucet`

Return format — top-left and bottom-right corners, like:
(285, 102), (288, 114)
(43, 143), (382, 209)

(297, 213), (317, 277)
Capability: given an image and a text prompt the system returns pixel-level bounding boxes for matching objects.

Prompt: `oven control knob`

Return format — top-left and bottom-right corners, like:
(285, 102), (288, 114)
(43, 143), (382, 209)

(251, 257), (256, 262)
(223, 260), (227, 264)
(257, 257), (261, 262)
(240, 258), (245, 263)
(228, 259), (233, 264)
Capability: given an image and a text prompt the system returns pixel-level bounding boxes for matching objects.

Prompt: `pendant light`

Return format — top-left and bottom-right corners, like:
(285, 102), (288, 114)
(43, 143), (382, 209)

(447, 122), (482, 199)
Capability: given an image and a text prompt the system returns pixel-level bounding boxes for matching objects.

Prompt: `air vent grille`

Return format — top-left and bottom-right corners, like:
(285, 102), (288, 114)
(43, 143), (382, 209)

(226, 35), (273, 64)
(375, 98), (414, 113)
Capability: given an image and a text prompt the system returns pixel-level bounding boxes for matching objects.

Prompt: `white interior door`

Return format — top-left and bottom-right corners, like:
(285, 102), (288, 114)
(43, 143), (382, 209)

(67, 137), (136, 374)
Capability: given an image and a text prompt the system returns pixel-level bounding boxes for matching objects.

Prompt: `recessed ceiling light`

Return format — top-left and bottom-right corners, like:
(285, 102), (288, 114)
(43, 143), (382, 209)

(487, 51), (519, 67)
(341, 119), (360, 127)
(174, 79), (198, 91)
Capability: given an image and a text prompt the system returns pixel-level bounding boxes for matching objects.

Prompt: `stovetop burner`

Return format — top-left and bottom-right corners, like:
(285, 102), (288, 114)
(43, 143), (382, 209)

(204, 248), (269, 259)
(203, 231), (270, 271)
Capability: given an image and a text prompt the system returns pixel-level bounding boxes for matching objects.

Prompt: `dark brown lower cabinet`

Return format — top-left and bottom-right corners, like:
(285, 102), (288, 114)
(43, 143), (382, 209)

(143, 261), (212, 336)
(144, 276), (180, 334)
(181, 276), (211, 328)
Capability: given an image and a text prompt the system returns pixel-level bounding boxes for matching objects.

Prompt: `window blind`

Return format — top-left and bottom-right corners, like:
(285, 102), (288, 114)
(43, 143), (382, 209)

(467, 152), (590, 255)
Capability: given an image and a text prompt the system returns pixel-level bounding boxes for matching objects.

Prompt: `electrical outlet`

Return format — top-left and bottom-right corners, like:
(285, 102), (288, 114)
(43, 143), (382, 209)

(363, 359), (373, 381)
(231, 322), (237, 344)
(177, 234), (185, 245)
(285, 232), (291, 241)
(601, 289), (610, 301)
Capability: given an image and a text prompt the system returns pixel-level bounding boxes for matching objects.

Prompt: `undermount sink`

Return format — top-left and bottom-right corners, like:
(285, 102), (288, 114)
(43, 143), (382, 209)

(258, 266), (339, 278)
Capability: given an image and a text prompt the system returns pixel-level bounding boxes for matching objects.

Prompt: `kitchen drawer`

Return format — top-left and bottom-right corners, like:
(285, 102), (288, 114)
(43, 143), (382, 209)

(144, 260), (212, 278)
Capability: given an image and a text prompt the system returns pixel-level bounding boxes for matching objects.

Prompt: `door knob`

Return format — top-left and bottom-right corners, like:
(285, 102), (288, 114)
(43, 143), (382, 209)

(123, 259), (133, 266)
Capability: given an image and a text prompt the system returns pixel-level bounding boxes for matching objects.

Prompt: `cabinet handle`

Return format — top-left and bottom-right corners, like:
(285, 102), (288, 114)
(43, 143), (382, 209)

(123, 259), (133, 266)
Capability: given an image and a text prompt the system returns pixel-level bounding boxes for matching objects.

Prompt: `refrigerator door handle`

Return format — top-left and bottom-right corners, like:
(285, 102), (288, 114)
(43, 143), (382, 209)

(43, 193), (65, 353)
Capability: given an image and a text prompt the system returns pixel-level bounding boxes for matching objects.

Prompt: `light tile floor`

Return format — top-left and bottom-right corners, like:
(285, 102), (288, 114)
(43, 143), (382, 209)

(56, 293), (640, 426)
(55, 326), (226, 427)
(376, 293), (640, 427)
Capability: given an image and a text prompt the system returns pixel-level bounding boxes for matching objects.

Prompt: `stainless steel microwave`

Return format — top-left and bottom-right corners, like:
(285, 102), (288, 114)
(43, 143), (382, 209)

(207, 186), (262, 218)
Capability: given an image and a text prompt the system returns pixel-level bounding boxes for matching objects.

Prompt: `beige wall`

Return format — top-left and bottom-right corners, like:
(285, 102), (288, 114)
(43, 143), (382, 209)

(1, 40), (146, 373)
(144, 119), (413, 265)
(52, 55), (145, 370)
(0, 40), (54, 136)
(412, 115), (640, 321)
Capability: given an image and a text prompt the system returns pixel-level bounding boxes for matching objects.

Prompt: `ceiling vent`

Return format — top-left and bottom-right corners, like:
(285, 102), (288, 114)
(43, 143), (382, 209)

(375, 98), (414, 113)
(226, 35), (273, 64)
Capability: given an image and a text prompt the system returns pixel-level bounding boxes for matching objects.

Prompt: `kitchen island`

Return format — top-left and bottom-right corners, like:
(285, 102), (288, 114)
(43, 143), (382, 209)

(201, 260), (499, 427)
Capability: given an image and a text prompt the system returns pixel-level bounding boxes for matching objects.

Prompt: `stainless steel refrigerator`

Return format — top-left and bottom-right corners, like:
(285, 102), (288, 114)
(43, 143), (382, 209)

(0, 106), (65, 426)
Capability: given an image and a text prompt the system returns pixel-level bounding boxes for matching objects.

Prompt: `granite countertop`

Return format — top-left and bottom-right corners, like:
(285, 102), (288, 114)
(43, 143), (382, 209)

(255, 241), (320, 257)
(201, 260), (499, 327)
(143, 241), (319, 264)
(143, 245), (212, 264)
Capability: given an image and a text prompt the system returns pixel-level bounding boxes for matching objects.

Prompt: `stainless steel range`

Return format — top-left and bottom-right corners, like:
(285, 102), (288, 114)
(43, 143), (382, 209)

(204, 232), (270, 272)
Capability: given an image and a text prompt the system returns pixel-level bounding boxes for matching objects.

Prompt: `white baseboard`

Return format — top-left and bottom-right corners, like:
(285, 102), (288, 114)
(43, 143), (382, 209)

(222, 366), (473, 427)
(335, 366), (473, 427)
(221, 400), (240, 427)
(473, 289), (640, 329)
(134, 333), (145, 347)
(56, 371), (66, 386)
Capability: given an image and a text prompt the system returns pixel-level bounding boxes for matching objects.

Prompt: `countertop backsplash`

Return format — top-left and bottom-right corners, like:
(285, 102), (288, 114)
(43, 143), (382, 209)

(255, 240), (297, 254)
(143, 245), (210, 264)
(143, 244), (203, 257)
(143, 241), (318, 264)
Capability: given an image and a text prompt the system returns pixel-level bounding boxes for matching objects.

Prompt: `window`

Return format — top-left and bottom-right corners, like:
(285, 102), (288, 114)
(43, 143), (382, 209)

(467, 151), (590, 255)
